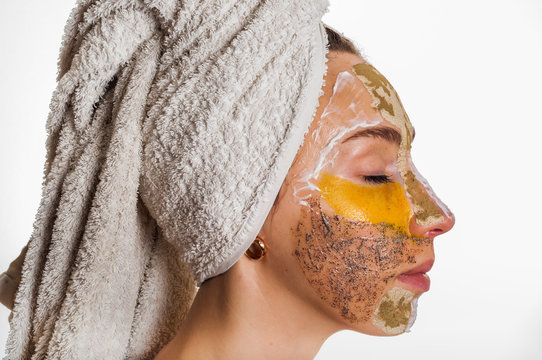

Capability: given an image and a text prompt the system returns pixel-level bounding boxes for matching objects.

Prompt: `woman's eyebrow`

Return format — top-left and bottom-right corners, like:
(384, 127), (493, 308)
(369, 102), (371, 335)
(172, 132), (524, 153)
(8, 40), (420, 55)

(341, 126), (403, 146)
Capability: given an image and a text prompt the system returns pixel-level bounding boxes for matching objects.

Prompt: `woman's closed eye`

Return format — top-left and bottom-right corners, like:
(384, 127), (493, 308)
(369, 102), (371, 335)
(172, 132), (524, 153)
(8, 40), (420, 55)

(362, 175), (392, 184)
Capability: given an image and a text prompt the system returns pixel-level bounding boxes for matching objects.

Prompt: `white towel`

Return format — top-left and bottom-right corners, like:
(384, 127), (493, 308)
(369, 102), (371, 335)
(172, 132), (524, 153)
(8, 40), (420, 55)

(3, 0), (330, 358)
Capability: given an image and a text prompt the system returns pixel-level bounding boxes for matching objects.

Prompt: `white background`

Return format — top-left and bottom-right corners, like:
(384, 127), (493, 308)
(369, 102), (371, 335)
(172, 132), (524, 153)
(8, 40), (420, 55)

(1, 1), (541, 359)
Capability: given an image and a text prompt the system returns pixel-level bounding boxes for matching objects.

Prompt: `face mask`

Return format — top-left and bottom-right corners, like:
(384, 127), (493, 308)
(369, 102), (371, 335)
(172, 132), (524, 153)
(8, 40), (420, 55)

(290, 63), (447, 334)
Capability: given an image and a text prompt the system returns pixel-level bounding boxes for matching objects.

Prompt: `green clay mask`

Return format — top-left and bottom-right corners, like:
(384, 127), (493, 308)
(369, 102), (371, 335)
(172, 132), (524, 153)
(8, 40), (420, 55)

(373, 287), (417, 335)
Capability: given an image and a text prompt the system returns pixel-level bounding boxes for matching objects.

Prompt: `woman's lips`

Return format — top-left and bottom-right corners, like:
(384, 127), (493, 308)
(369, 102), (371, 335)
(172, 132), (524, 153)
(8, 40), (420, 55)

(396, 259), (434, 292)
(397, 273), (430, 292)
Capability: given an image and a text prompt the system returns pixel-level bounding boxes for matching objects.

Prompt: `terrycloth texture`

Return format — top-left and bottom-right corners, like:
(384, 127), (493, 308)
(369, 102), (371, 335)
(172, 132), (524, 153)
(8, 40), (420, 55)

(3, 0), (330, 359)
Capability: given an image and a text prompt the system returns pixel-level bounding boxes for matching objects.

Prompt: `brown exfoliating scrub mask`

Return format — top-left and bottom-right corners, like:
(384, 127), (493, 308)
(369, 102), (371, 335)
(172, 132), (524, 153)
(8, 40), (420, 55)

(293, 194), (430, 331)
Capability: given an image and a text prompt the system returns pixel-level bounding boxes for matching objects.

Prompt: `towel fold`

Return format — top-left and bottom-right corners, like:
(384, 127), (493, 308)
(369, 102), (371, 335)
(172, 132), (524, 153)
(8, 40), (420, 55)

(3, 0), (329, 358)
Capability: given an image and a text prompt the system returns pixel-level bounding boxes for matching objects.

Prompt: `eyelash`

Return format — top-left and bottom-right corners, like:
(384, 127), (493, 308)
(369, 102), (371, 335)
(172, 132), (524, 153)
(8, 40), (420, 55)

(363, 175), (392, 184)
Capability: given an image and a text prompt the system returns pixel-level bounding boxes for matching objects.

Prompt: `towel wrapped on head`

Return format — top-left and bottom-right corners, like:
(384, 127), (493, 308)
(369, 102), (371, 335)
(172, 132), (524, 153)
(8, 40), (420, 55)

(3, 0), (329, 358)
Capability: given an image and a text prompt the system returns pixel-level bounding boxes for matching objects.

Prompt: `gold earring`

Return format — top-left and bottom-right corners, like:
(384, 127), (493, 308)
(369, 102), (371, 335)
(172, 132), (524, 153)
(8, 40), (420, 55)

(244, 236), (266, 260)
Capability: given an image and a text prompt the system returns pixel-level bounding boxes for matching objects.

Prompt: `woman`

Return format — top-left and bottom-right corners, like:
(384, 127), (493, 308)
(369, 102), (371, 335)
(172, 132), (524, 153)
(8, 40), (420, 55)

(153, 27), (455, 360)
(1, 1), (453, 358)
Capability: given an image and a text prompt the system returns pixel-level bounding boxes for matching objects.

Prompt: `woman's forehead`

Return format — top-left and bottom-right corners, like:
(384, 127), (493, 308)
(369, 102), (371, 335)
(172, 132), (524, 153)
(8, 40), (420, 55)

(312, 57), (414, 149)
(351, 63), (415, 145)
(291, 54), (417, 182)
(316, 70), (383, 145)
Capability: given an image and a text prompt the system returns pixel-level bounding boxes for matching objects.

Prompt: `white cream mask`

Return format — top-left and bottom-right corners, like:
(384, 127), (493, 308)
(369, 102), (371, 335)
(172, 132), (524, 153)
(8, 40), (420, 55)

(292, 70), (382, 207)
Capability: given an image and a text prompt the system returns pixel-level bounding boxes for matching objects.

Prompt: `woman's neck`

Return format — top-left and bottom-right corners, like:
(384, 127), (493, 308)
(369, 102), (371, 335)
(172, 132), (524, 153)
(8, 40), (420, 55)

(154, 258), (337, 360)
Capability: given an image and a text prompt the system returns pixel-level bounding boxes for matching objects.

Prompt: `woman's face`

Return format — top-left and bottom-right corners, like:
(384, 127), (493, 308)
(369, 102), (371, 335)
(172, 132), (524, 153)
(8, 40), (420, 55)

(258, 51), (455, 336)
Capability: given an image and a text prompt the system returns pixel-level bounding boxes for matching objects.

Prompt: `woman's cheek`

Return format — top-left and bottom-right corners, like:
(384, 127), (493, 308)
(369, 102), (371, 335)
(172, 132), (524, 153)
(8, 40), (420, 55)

(292, 173), (431, 332)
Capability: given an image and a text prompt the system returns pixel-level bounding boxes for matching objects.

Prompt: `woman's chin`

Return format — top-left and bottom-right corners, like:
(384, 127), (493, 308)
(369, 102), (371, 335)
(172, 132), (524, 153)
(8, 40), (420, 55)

(347, 287), (421, 337)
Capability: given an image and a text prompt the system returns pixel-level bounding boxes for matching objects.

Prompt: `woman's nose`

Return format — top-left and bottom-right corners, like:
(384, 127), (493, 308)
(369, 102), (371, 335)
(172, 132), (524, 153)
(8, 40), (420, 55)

(405, 168), (455, 240)
(409, 206), (455, 240)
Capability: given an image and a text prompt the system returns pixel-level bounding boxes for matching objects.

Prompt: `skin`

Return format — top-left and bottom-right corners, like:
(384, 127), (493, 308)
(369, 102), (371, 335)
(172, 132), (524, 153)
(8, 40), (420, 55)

(155, 51), (455, 360)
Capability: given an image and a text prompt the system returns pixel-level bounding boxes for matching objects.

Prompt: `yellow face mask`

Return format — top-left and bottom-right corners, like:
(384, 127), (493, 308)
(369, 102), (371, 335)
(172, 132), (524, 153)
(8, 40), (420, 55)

(318, 173), (411, 234)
